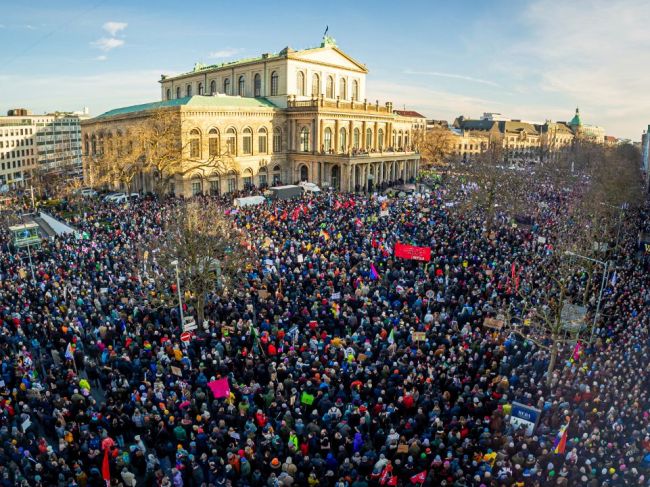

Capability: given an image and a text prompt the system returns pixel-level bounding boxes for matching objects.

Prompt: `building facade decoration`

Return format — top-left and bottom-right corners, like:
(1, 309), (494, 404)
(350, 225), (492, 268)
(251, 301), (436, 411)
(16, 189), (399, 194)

(83, 38), (424, 196)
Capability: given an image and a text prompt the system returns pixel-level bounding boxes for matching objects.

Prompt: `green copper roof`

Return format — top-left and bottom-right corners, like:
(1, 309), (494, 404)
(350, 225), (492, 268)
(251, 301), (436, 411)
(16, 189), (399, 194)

(96, 95), (277, 119)
(568, 107), (582, 127)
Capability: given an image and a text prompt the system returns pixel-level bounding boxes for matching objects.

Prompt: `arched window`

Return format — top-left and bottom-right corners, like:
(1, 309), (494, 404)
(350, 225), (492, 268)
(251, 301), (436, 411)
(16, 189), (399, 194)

(326, 76), (334, 98)
(296, 71), (305, 96)
(299, 165), (308, 181)
(176, 87), (181, 99)
(352, 80), (359, 101)
(242, 127), (253, 154)
(270, 71), (279, 96)
(366, 128), (373, 150)
(273, 127), (282, 152)
(258, 166), (268, 187)
(210, 80), (216, 95)
(189, 129), (201, 158)
(312, 73), (320, 96)
(378, 128), (384, 150)
(404, 132), (409, 149)
(91, 134), (97, 155)
(331, 165), (340, 190)
(238, 76), (245, 96)
(272, 164), (281, 185)
(339, 78), (347, 100)
(398, 130), (403, 149)
(243, 168), (254, 189)
(226, 128), (236, 155)
(224, 78), (231, 95)
(191, 176), (203, 196)
(208, 128), (220, 157)
(339, 128), (347, 153)
(198, 82), (204, 95)
(300, 127), (310, 152)
(186, 84), (192, 97)
(323, 128), (332, 152)
(258, 127), (268, 153)
(166, 88), (171, 100)
(254, 73), (261, 97)
(392, 130), (397, 148)
(353, 128), (360, 149)
(83, 134), (89, 155)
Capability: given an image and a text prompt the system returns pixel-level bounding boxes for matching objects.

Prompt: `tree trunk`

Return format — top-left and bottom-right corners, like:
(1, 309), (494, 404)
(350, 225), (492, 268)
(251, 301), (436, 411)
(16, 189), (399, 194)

(546, 339), (558, 387)
(197, 293), (205, 324)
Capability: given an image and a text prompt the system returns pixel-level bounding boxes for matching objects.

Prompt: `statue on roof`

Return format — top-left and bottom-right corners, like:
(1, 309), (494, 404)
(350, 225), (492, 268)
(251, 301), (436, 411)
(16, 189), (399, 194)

(321, 26), (337, 47)
(193, 62), (206, 72)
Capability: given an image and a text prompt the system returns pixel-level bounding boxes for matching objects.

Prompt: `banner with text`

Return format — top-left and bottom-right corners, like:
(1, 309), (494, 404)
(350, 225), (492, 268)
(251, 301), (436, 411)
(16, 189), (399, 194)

(394, 242), (432, 262)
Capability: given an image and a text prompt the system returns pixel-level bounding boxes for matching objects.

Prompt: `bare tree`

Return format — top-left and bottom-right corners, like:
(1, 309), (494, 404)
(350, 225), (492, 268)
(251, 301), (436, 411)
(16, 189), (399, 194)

(90, 108), (235, 195)
(150, 201), (252, 324)
(415, 127), (455, 167)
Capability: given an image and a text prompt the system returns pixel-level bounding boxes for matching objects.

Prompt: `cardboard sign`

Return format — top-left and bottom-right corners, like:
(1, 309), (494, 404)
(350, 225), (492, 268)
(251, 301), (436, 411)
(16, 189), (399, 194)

(258, 289), (270, 300)
(301, 392), (315, 405)
(412, 331), (427, 342)
(171, 366), (183, 376)
(330, 292), (341, 300)
(394, 242), (431, 262)
(208, 378), (230, 399)
(357, 353), (367, 362)
(483, 317), (504, 330)
(397, 444), (409, 454)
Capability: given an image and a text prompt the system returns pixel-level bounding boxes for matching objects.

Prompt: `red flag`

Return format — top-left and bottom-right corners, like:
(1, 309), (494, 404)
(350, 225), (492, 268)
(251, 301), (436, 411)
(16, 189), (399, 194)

(302, 204), (309, 215)
(386, 477), (398, 486)
(291, 207), (300, 221)
(410, 471), (427, 484)
(281, 210), (288, 221)
(102, 447), (111, 484)
(334, 200), (342, 210)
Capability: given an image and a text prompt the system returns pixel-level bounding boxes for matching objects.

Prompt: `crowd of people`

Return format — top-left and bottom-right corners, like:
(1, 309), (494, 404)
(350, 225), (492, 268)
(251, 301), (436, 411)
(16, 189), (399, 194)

(0, 176), (649, 487)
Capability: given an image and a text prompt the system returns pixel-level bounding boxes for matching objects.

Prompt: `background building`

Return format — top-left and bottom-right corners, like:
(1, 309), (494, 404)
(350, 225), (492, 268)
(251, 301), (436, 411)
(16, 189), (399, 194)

(83, 37), (424, 196)
(448, 107), (606, 163)
(0, 108), (88, 190)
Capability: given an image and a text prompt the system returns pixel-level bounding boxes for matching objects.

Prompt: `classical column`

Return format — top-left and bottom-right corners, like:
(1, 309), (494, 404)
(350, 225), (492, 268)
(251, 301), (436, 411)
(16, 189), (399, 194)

(349, 164), (355, 192)
(334, 119), (340, 153)
(319, 119), (324, 153)
(312, 118), (318, 155)
(374, 122), (378, 150)
(348, 120), (353, 153)
(362, 121), (367, 150)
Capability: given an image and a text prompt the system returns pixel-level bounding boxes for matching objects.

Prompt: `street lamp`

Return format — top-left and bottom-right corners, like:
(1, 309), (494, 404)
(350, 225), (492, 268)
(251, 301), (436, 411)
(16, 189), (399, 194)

(170, 259), (185, 325)
(564, 251), (608, 344)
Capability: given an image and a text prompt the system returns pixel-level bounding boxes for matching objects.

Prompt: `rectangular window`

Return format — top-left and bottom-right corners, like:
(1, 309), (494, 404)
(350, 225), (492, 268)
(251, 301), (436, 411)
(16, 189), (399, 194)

(209, 137), (219, 157)
(243, 137), (252, 155)
(273, 132), (282, 152)
(243, 176), (252, 187)
(191, 181), (202, 195)
(258, 173), (267, 186)
(227, 178), (236, 193)
(258, 135), (267, 153)
(209, 180), (220, 195)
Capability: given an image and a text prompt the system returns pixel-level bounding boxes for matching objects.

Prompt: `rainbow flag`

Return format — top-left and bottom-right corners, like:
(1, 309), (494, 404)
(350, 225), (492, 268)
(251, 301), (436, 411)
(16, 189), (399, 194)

(552, 419), (570, 454)
(369, 263), (380, 280)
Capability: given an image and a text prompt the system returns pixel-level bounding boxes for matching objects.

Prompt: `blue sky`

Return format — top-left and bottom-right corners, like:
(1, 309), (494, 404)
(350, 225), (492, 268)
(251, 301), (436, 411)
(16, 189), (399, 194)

(1, 0), (648, 139)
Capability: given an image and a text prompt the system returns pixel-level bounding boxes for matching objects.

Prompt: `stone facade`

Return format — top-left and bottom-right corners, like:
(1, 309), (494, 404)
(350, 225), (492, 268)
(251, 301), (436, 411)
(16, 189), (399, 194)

(82, 38), (424, 196)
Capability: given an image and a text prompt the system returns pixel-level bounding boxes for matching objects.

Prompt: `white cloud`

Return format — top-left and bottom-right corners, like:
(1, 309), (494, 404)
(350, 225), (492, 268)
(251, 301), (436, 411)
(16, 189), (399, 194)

(96, 55), (107, 61)
(103, 21), (127, 37)
(404, 69), (499, 87)
(510, 0), (650, 138)
(92, 37), (125, 52)
(208, 48), (243, 59)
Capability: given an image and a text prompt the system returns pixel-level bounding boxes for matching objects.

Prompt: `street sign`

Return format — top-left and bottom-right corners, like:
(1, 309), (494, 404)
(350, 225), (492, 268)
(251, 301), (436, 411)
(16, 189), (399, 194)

(180, 331), (193, 343)
(183, 316), (197, 332)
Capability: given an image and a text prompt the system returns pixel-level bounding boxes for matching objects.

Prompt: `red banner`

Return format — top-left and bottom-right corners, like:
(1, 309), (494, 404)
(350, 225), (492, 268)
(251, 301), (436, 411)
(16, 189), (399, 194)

(394, 242), (431, 262)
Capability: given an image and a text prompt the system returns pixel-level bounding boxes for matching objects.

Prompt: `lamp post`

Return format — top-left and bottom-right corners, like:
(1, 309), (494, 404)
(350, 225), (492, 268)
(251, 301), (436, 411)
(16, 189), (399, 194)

(170, 259), (185, 326)
(564, 251), (608, 344)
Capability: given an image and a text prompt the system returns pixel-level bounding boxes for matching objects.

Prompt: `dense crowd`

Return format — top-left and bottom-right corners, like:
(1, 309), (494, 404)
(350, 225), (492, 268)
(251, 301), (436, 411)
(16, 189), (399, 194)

(0, 179), (649, 487)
